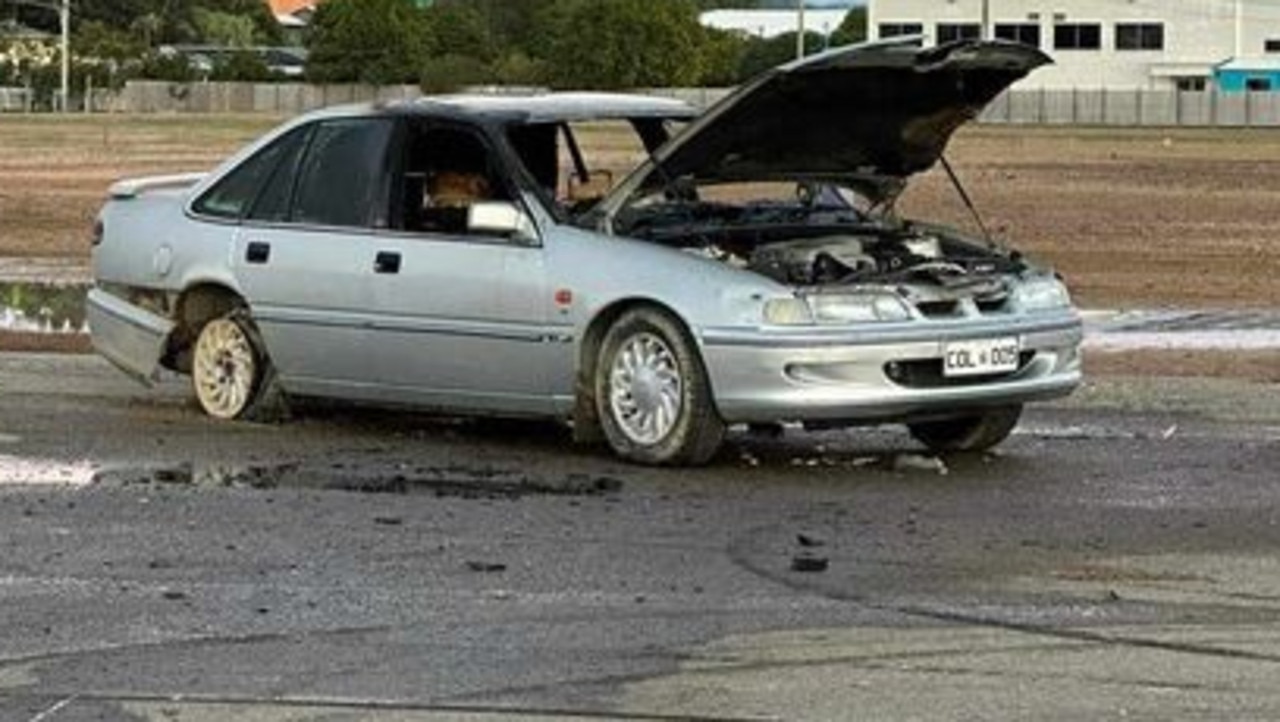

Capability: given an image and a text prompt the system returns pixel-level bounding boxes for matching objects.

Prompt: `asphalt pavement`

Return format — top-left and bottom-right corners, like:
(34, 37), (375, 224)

(1, 354), (1279, 721)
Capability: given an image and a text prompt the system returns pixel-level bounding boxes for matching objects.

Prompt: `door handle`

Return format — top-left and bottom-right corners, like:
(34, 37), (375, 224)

(374, 251), (401, 274)
(245, 241), (271, 264)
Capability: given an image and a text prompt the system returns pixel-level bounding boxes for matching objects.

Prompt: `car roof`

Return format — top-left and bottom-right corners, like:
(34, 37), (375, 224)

(308, 92), (698, 126)
(416, 92), (698, 123)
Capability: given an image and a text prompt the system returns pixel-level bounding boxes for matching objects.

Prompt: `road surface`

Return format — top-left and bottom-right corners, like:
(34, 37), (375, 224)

(2, 354), (1279, 720)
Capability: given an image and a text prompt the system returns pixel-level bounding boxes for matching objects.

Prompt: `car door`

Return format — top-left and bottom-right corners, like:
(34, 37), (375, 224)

(226, 117), (395, 395)
(364, 120), (555, 414)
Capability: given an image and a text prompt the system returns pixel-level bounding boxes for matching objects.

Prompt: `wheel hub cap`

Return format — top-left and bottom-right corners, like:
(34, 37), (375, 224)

(609, 333), (683, 445)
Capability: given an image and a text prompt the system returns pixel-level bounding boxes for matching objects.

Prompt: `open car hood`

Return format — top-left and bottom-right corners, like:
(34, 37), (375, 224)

(597, 37), (1050, 218)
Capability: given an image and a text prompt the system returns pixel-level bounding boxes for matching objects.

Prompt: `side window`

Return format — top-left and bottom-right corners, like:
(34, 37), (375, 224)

(396, 125), (510, 236)
(246, 126), (312, 223)
(193, 129), (303, 220)
(292, 118), (395, 228)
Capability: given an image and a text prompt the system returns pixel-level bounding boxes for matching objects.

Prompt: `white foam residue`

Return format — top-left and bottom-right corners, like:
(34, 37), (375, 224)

(1085, 329), (1280, 351)
(0, 455), (96, 486)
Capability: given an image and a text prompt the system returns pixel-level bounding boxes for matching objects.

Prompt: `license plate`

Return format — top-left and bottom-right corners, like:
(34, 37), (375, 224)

(943, 337), (1021, 377)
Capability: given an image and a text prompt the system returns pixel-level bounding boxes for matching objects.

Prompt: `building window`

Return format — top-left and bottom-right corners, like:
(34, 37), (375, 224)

(879, 23), (924, 39)
(1246, 77), (1273, 92)
(1054, 23), (1102, 50)
(1265, 39), (1280, 53)
(1175, 77), (1206, 92)
(1116, 23), (1163, 50)
(995, 23), (1041, 48)
(936, 23), (981, 44)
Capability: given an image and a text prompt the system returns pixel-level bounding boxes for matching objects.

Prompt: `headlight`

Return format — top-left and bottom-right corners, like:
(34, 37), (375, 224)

(1014, 278), (1071, 311)
(763, 297), (814, 325)
(807, 293), (913, 324)
(763, 293), (913, 326)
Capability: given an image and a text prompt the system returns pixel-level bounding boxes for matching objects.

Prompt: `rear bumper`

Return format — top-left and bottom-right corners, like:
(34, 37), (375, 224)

(700, 314), (1083, 424)
(85, 287), (175, 385)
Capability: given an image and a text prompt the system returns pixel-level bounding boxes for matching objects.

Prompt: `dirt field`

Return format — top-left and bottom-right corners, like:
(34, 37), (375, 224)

(3, 116), (1280, 311)
(903, 125), (1280, 309)
(0, 115), (278, 261)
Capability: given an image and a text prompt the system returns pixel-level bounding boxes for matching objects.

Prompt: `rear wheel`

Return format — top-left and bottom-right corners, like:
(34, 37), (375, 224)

(191, 312), (281, 421)
(907, 405), (1023, 453)
(595, 308), (725, 466)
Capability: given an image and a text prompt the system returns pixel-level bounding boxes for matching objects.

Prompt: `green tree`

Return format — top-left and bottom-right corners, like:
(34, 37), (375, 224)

(545, 0), (706, 89)
(305, 0), (430, 84)
(210, 50), (274, 81)
(489, 50), (550, 87)
(425, 2), (496, 63)
(74, 0), (155, 32)
(214, 0), (286, 46)
(194, 10), (259, 48)
(419, 53), (492, 93)
(698, 26), (747, 86)
(736, 31), (826, 80)
(73, 20), (145, 66)
(829, 6), (866, 47)
(75, 0), (280, 46)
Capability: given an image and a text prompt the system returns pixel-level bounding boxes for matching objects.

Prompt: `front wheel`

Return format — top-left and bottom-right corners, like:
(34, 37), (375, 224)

(907, 405), (1023, 453)
(191, 312), (280, 421)
(594, 308), (725, 466)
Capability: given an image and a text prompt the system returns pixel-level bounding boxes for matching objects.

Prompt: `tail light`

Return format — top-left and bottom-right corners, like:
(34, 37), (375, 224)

(92, 219), (104, 247)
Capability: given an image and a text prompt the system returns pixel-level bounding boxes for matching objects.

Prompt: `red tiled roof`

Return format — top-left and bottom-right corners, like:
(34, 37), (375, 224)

(268, 0), (317, 17)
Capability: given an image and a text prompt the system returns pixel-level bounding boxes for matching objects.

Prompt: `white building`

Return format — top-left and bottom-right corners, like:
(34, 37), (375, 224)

(868, 0), (1280, 90)
(700, 9), (852, 40)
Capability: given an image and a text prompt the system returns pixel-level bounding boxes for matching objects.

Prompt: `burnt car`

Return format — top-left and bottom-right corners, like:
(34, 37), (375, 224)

(88, 38), (1081, 465)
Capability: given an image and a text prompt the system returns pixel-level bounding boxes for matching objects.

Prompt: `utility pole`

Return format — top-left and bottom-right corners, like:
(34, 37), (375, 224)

(981, 0), (991, 40)
(1235, 0), (1244, 58)
(796, 0), (806, 59)
(59, 0), (69, 112)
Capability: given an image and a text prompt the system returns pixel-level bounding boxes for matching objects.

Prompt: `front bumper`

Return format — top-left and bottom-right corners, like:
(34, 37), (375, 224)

(700, 314), (1083, 424)
(85, 287), (175, 385)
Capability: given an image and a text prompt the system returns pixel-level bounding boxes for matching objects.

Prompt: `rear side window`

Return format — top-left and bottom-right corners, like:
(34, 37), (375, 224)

(193, 126), (316, 218)
(194, 128), (307, 220)
(291, 119), (395, 228)
(246, 127), (312, 222)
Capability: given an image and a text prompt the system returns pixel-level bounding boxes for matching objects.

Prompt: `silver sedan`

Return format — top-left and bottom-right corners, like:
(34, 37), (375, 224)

(88, 38), (1081, 465)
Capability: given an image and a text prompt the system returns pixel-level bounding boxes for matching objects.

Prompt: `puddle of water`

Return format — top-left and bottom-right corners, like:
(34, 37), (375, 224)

(327, 468), (624, 498)
(2, 456), (626, 498)
(0, 282), (89, 334)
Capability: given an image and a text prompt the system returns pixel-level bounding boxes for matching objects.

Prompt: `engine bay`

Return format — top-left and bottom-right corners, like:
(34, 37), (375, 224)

(617, 200), (1024, 289)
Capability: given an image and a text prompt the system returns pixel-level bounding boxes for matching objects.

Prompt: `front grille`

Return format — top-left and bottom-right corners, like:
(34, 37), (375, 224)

(885, 351), (1036, 389)
(912, 296), (1010, 319)
(975, 296), (1010, 314)
(915, 300), (960, 318)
